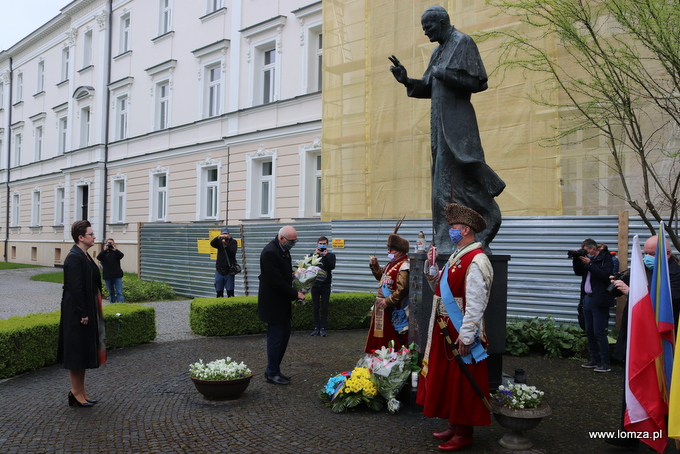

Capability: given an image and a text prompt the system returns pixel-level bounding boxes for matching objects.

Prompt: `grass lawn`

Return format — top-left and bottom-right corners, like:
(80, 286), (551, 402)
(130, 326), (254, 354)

(31, 271), (139, 284)
(0, 262), (43, 270)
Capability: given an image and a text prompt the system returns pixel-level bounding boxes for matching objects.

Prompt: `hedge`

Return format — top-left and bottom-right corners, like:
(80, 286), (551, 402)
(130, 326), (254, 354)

(0, 304), (156, 379)
(190, 292), (375, 336)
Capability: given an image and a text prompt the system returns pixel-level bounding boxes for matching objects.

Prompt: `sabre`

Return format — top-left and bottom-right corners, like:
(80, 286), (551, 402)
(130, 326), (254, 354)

(436, 318), (492, 411)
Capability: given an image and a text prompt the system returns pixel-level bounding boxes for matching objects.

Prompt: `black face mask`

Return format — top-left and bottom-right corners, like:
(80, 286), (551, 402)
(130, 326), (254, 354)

(282, 238), (297, 251)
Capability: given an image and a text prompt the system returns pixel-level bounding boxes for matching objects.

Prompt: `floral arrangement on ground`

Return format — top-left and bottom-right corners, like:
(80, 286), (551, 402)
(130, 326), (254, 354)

(189, 357), (252, 381)
(492, 382), (544, 410)
(319, 343), (420, 413)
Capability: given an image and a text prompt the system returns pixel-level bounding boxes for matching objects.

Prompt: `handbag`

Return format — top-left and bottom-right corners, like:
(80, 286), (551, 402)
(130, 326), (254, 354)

(229, 263), (242, 275)
(222, 239), (242, 275)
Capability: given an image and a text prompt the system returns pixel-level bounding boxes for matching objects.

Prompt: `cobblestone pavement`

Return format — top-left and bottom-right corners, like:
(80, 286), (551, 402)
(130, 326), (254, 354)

(0, 268), (649, 453)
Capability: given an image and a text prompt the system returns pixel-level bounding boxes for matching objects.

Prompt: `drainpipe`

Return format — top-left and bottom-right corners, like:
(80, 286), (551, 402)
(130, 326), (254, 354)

(3, 57), (13, 262)
(101, 0), (113, 243)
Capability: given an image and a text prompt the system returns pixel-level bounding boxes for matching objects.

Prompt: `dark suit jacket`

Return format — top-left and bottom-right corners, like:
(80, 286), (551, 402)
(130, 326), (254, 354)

(573, 250), (615, 308)
(257, 236), (298, 324)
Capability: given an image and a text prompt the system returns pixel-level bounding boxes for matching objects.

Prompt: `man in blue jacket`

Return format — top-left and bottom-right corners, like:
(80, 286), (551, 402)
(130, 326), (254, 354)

(573, 238), (615, 373)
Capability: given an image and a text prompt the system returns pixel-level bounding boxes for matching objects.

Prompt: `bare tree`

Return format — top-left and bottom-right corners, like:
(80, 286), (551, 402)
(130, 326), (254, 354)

(484, 0), (680, 249)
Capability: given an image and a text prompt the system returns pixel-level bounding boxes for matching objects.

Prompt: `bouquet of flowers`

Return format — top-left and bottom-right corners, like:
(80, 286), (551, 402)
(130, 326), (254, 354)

(492, 382), (544, 410)
(293, 254), (327, 304)
(357, 344), (413, 413)
(319, 367), (383, 413)
(189, 357), (252, 381)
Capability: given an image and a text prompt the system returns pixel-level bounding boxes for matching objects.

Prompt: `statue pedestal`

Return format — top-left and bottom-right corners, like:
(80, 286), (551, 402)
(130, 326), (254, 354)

(407, 252), (510, 410)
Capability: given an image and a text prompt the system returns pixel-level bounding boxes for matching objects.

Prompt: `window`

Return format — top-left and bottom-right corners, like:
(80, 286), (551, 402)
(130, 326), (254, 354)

(58, 116), (68, 155)
(0, 81), (4, 106)
(152, 173), (168, 221)
(159, 0), (172, 35)
(112, 178), (126, 223)
(299, 139), (322, 217)
(79, 106), (91, 147)
(314, 154), (322, 214)
(16, 73), (23, 102)
(206, 64), (221, 117)
(156, 82), (170, 130)
(13, 132), (21, 167)
(76, 185), (89, 221)
(116, 95), (128, 139)
(207, 0), (222, 14)
(34, 125), (43, 161)
(55, 187), (65, 225)
(262, 48), (276, 104)
(314, 33), (323, 92)
(11, 193), (19, 227)
(198, 163), (220, 220)
(119, 13), (131, 54)
(245, 148), (276, 219)
(83, 30), (93, 67)
(61, 47), (70, 81)
(31, 190), (41, 226)
(37, 61), (45, 93)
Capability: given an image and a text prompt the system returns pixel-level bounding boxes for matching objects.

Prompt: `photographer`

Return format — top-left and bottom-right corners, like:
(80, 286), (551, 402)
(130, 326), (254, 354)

(310, 236), (336, 337)
(210, 227), (238, 298)
(96, 238), (125, 303)
(572, 238), (615, 373)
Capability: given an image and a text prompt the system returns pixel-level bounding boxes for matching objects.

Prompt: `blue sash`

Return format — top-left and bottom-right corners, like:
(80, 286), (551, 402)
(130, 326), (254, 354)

(382, 283), (409, 332)
(439, 263), (488, 364)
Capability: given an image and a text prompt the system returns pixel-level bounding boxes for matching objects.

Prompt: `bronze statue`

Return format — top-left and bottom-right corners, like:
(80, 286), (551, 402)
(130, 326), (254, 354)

(389, 5), (505, 252)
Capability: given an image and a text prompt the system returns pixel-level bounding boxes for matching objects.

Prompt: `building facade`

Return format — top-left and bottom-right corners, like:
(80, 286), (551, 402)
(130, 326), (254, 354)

(0, 0), (323, 270)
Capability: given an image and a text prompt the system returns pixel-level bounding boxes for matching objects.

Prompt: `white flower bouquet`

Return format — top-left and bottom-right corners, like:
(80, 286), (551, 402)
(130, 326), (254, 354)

(189, 357), (252, 381)
(293, 254), (327, 293)
(492, 382), (544, 410)
(356, 345), (413, 413)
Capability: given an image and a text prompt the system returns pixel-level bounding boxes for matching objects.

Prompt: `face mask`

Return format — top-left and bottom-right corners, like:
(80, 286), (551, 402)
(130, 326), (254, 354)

(387, 253), (395, 261)
(282, 239), (297, 251)
(643, 254), (655, 269)
(449, 228), (463, 245)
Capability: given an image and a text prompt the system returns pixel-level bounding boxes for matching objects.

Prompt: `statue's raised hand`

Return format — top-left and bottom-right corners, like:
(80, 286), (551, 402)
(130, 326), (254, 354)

(389, 55), (408, 84)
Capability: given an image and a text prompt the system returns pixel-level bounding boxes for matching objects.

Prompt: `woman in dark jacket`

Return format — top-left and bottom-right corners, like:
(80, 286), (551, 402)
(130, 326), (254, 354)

(57, 220), (105, 407)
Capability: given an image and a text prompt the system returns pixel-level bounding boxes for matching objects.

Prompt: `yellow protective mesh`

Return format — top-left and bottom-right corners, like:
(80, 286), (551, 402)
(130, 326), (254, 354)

(321, 0), (629, 220)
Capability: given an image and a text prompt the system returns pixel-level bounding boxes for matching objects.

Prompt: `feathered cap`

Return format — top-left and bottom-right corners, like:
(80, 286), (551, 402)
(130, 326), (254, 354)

(387, 217), (410, 254)
(444, 203), (487, 233)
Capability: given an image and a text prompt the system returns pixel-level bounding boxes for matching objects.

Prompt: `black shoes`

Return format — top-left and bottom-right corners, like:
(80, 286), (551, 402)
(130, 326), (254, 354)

(311, 328), (320, 336)
(68, 391), (94, 407)
(319, 328), (327, 337)
(266, 374), (290, 385)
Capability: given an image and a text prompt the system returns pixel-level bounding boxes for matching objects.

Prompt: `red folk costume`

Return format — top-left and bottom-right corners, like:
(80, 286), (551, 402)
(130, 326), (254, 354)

(364, 223), (410, 353)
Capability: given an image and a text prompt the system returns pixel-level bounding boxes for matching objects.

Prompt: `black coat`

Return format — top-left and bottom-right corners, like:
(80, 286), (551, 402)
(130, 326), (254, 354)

(573, 250), (615, 308)
(57, 245), (103, 369)
(96, 247), (124, 280)
(257, 237), (298, 324)
(210, 236), (238, 271)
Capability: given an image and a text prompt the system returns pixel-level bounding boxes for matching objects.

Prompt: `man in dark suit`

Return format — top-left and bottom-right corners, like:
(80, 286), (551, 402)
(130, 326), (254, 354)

(258, 225), (305, 385)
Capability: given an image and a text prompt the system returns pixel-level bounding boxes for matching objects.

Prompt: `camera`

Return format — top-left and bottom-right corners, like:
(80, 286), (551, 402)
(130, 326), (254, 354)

(106, 242), (114, 250)
(567, 249), (588, 259)
(606, 270), (630, 297)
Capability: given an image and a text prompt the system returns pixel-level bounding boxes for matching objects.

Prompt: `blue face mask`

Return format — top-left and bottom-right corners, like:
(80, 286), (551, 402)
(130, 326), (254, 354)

(643, 254), (655, 269)
(449, 228), (463, 246)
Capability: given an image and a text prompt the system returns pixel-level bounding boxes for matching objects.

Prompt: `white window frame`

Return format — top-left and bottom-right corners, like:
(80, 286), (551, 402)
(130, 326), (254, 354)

(149, 167), (169, 222)
(155, 80), (170, 130)
(242, 16), (286, 107)
(116, 94), (129, 139)
(11, 192), (20, 227)
(37, 60), (45, 93)
(112, 174), (127, 223)
(57, 116), (68, 155)
(83, 29), (93, 68)
(34, 125), (43, 161)
(159, 0), (172, 35)
(31, 189), (42, 227)
(299, 138), (322, 218)
(205, 63), (222, 118)
(75, 182), (90, 221)
(55, 185), (66, 226)
(196, 157), (221, 220)
(79, 105), (91, 147)
(13, 131), (22, 167)
(206, 0), (222, 14)
(0, 81), (4, 107)
(61, 47), (70, 81)
(294, 3), (323, 94)
(16, 72), (23, 102)
(260, 46), (277, 104)
(119, 12), (131, 54)
(245, 147), (277, 219)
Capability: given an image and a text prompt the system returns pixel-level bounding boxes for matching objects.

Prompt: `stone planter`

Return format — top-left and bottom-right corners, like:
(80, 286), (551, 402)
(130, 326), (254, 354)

(491, 401), (552, 450)
(191, 375), (252, 400)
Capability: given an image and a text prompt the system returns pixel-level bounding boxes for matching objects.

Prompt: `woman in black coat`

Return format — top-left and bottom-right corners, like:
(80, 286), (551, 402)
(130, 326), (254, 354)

(57, 220), (105, 407)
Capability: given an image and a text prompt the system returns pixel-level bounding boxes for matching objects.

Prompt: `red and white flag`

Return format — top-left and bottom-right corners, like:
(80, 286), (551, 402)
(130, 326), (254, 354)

(624, 235), (667, 452)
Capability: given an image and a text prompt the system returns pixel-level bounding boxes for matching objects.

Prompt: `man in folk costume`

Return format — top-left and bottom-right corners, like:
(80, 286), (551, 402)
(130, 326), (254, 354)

(417, 203), (493, 452)
(364, 220), (410, 353)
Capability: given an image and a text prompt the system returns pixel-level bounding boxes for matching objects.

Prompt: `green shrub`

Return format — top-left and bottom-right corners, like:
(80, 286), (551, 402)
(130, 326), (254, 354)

(101, 274), (177, 303)
(505, 316), (588, 358)
(0, 304), (156, 379)
(190, 292), (375, 336)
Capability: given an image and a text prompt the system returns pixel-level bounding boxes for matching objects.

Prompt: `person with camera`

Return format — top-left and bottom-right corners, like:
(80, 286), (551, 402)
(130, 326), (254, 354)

(310, 236), (336, 337)
(572, 238), (615, 373)
(96, 238), (125, 303)
(210, 227), (238, 298)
